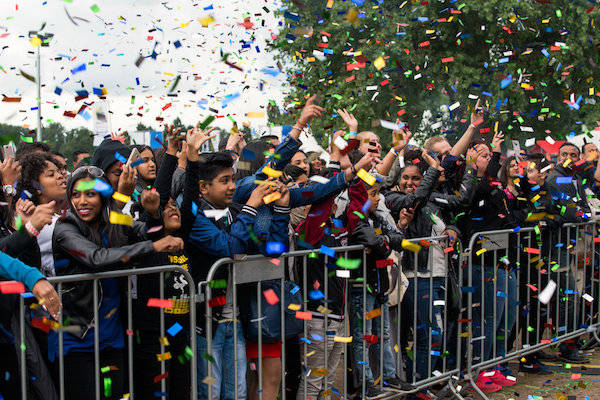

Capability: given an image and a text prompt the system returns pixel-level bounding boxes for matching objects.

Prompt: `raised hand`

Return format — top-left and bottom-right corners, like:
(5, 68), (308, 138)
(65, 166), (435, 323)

(298, 95), (325, 127)
(140, 189), (160, 218)
(27, 201), (56, 233)
(471, 98), (484, 124)
(337, 108), (358, 132)
(186, 124), (217, 162)
(355, 152), (379, 172)
(117, 164), (137, 198)
(491, 131), (504, 153)
(164, 123), (182, 155)
(393, 122), (412, 152)
(422, 149), (443, 171)
(398, 207), (415, 231)
(0, 157), (20, 188)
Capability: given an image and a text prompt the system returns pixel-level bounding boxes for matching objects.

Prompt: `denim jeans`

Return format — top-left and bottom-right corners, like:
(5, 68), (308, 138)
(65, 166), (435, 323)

(401, 277), (445, 382)
(471, 265), (506, 363)
(495, 270), (518, 358)
(296, 318), (344, 400)
(197, 321), (247, 400)
(350, 291), (396, 384)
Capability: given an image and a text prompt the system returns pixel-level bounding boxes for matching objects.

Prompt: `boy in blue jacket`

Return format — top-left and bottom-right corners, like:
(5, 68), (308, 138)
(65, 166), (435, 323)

(180, 147), (290, 400)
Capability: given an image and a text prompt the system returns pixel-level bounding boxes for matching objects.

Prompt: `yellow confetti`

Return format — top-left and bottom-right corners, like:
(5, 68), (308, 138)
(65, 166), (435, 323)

(356, 169), (376, 186)
(198, 16), (215, 27)
(333, 336), (353, 343)
(475, 248), (487, 256)
(401, 239), (421, 253)
(109, 211), (133, 226)
(263, 192), (281, 204)
(159, 337), (170, 346)
(262, 166), (283, 178)
(247, 111), (265, 118)
(288, 303), (301, 311)
(326, 0), (334, 8)
(202, 376), (217, 385)
(156, 352), (171, 361)
(112, 192), (131, 203)
(373, 56), (386, 71)
(311, 368), (328, 376)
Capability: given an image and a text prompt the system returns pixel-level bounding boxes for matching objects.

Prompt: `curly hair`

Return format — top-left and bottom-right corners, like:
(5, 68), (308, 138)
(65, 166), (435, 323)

(14, 152), (59, 205)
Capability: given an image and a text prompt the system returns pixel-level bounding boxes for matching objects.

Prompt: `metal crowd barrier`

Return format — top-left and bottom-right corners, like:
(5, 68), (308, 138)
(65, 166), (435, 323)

(462, 221), (600, 399)
(393, 235), (465, 399)
(16, 265), (197, 400)
(203, 245), (366, 400)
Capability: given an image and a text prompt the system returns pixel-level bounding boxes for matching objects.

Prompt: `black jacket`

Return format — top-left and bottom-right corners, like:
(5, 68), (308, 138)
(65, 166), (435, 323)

(546, 165), (591, 223)
(52, 212), (155, 339)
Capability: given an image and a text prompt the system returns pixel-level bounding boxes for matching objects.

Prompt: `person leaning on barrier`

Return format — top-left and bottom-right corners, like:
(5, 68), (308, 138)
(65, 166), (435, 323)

(544, 142), (592, 364)
(454, 132), (521, 393)
(180, 136), (290, 400)
(344, 148), (413, 399)
(129, 126), (216, 400)
(50, 165), (184, 400)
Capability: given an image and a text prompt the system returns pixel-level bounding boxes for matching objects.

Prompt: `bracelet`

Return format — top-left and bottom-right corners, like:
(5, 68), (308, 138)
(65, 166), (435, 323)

(391, 148), (399, 156)
(351, 165), (358, 176)
(25, 221), (39, 237)
(348, 131), (357, 136)
(293, 125), (304, 132)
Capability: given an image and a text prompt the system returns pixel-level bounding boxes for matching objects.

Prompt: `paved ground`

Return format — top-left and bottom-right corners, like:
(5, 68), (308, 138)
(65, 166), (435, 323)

(330, 346), (600, 399)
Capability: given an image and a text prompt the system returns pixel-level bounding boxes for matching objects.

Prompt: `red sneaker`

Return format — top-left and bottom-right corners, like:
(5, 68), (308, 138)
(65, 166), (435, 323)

(475, 371), (502, 393)
(489, 370), (517, 386)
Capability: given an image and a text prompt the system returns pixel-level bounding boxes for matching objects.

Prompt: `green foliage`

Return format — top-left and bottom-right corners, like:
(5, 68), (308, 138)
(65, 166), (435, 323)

(41, 123), (94, 162)
(268, 0), (600, 148)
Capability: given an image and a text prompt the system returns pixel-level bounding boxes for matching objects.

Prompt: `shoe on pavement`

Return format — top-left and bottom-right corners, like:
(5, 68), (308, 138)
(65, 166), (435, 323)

(383, 377), (412, 391)
(533, 350), (559, 361)
(519, 361), (554, 375)
(474, 371), (502, 393)
(489, 370), (517, 386)
(364, 385), (387, 400)
(559, 350), (590, 364)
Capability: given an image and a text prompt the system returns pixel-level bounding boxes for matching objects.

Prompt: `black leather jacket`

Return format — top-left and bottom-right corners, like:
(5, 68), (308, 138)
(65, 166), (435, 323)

(52, 212), (155, 339)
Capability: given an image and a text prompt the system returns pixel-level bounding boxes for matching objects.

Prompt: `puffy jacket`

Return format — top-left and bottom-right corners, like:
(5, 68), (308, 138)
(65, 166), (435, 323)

(52, 212), (155, 339)
(546, 165), (591, 223)
(384, 166), (441, 219)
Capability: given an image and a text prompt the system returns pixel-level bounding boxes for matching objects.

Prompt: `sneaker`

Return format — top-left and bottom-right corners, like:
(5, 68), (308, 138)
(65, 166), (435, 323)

(364, 385), (387, 400)
(488, 370), (517, 386)
(559, 350), (590, 364)
(383, 377), (412, 391)
(474, 371), (502, 393)
(519, 361), (554, 375)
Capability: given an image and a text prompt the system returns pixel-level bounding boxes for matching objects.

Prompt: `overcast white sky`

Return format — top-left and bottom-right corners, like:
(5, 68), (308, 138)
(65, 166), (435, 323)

(0, 0), (289, 136)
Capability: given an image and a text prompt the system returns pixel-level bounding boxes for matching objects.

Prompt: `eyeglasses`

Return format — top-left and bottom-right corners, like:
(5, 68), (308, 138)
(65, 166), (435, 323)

(72, 165), (104, 179)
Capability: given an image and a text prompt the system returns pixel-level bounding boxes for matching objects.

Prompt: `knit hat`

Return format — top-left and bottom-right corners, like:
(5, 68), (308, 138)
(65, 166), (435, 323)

(90, 139), (131, 173)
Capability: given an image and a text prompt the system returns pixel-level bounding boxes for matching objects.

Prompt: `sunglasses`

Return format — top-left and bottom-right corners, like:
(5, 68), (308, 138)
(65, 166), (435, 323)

(72, 165), (104, 179)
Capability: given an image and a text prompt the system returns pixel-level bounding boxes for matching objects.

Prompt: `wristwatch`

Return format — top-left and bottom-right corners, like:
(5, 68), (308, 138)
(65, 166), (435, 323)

(2, 185), (15, 196)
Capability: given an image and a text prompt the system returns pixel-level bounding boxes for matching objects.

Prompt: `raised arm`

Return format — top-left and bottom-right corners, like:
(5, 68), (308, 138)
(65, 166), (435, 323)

(450, 98), (484, 157)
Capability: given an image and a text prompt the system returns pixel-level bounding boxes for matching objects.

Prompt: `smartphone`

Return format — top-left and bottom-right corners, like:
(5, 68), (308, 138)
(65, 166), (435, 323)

(127, 148), (141, 166)
(2, 142), (15, 159)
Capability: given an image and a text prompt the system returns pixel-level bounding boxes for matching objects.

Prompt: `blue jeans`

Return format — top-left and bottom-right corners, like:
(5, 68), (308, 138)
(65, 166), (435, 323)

(402, 277), (445, 382)
(471, 265), (506, 363)
(197, 321), (247, 400)
(495, 270), (518, 358)
(351, 292), (396, 384)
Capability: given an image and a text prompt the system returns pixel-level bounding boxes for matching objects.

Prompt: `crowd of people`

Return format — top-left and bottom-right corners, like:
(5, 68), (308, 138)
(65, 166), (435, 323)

(0, 95), (599, 400)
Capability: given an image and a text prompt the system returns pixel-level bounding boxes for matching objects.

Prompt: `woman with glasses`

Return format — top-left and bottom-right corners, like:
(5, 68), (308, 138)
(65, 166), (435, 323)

(50, 165), (184, 400)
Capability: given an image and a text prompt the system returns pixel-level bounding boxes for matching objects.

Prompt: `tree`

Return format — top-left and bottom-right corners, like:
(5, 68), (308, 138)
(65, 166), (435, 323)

(267, 0), (600, 148)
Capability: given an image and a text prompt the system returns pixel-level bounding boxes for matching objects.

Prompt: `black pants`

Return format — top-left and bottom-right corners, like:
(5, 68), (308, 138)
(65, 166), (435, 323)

(133, 328), (190, 400)
(63, 348), (124, 400)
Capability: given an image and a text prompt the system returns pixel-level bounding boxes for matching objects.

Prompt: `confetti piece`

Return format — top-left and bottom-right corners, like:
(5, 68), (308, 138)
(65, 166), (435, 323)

(112, 192), (130, 203)
(167, 322), (183, 337)
(156, 352), (171, 361)
(334, 336), (353, 343)
(0, 281), (25, 294)
(147, 298), (174, 309)
(263, 289), (279, 305)
(401, 239), (421, 253)
(109, 211), (133, 226)
(365, 308), (382, 320)
(356, 169), (375, 186)
(295, 311), (313, 320)
(262, 166), (283, 179)
(539, 280), (557, 305)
